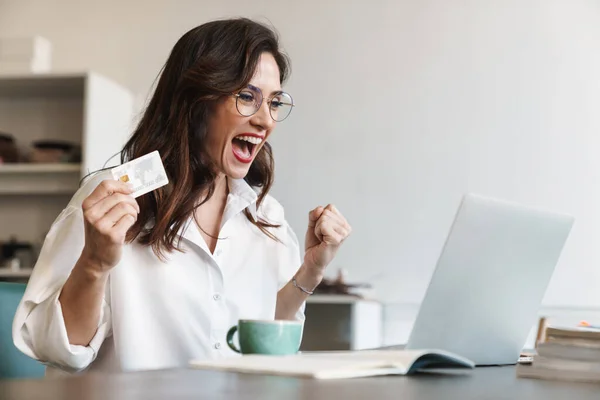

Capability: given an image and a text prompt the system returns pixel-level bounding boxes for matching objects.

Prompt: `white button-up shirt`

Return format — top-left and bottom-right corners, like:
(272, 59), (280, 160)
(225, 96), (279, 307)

(12, 172), (304, 375)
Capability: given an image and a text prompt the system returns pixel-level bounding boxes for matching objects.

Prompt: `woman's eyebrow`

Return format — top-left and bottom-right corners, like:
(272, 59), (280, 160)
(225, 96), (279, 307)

(248, 84), (261, 92)
(248, 83), (282, 96)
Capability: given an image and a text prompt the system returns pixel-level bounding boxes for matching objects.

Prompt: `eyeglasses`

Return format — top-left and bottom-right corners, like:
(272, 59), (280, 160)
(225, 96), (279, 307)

(234, 85), (294, 122)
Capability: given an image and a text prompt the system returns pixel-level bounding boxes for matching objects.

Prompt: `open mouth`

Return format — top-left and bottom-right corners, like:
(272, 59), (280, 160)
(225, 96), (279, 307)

(232, 134), (262, 163)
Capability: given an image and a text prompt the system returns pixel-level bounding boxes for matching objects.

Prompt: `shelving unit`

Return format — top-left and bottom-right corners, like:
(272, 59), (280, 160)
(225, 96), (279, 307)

(0, 71), (134, 281)
(0, 163), (81, 173)
(0, 268), (34, 279)
(301, 295), (383, 351)
(0, 163), (81, 194)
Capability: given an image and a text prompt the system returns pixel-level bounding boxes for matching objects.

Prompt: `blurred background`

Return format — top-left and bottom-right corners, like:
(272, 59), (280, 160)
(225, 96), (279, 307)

(1, 0), (599, 350)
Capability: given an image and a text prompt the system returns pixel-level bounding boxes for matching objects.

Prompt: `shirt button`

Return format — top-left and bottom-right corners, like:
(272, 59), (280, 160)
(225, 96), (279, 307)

(213, 293), (221, 301)
(215, 249), (222, 257)
(214, 342), (221, 350)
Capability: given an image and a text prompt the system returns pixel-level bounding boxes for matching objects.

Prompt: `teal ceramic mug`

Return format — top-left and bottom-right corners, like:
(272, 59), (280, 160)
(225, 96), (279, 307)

(226, 319), (303, 355)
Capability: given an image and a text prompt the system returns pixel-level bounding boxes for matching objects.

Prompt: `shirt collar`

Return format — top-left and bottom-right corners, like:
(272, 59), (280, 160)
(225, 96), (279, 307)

(225, 178), (258, 222)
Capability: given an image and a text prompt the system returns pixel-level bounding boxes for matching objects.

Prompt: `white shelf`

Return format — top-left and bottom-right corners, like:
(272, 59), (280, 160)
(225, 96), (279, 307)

(302, 295), (383, 351)
(0, 71), (133, 257)
(0, 163), (81, 174)
(0, 163), (81, 194)
(0, 72), (85, 97)
(0, 267), (33, 279)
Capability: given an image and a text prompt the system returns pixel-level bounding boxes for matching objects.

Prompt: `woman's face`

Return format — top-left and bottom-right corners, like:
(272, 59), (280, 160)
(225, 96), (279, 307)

(205, 52), (282, 180)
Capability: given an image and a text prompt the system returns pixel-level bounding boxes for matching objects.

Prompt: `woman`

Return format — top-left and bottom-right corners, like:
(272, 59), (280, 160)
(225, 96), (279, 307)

(13, 18), (351, 375)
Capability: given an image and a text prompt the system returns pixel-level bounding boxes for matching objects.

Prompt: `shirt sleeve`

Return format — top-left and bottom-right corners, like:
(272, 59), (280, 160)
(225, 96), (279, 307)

(12, 204), (112, 373)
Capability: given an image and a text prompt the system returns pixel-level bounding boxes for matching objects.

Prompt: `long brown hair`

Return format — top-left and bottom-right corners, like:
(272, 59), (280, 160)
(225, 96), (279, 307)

(122, 18), (290, 257)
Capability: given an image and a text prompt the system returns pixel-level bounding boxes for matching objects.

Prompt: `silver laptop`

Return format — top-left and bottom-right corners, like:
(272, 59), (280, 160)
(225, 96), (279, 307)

(405, 193), (574, 365)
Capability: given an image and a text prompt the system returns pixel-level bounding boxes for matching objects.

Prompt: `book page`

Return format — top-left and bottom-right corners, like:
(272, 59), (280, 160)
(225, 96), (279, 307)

(299, 350), (422, 365)
(300, 349), (474, 370)
(190, 353), (404, 379)
(189, 349), (473, 379)
(546, 326), (600, 340)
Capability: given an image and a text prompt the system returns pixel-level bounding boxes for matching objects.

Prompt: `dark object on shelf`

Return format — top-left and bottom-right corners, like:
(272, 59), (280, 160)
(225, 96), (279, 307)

(29, 139), (81, 163)
(313, 269), (372, 297)
(0, 236), (36, 269)
(0, 132), (20, 163)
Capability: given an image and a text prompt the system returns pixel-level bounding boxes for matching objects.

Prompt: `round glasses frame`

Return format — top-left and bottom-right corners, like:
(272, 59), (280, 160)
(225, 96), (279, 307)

(233, 86), (295, 122)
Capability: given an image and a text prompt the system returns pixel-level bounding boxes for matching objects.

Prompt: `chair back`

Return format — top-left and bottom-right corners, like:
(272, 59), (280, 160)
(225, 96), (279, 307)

(0, 282), (45, 379)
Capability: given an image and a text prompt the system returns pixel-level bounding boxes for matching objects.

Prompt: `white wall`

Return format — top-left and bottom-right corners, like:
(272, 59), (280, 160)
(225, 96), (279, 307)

(1, 0), (600, 308)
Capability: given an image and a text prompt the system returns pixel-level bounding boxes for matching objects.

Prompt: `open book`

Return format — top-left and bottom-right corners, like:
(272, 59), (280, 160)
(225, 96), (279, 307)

(189, 349), (475, 380)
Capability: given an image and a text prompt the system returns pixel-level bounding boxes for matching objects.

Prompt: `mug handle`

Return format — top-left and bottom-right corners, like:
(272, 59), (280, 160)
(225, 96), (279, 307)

(226, 326), (241, 353)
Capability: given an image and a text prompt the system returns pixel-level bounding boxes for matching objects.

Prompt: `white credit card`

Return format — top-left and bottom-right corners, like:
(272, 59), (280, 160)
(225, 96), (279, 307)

(110, 150), (169, 198)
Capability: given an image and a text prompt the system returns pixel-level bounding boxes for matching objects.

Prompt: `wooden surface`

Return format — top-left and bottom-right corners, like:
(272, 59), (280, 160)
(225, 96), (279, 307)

(1, 366), (599, 400)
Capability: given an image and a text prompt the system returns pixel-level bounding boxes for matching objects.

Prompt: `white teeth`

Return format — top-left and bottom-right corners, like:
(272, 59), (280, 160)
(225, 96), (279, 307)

(235, 135), (263, 145)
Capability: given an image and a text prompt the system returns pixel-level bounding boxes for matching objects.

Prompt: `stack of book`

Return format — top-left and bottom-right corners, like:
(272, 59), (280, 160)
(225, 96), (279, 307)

(517, 325), (600, 383)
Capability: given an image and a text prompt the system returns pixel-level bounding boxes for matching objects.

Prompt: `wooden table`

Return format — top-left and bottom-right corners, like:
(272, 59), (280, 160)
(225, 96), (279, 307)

(1, 366), (598, 399)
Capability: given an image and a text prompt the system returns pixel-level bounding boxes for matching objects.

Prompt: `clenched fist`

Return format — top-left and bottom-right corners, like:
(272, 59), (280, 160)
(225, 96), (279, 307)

(303, 204), (351, 276)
